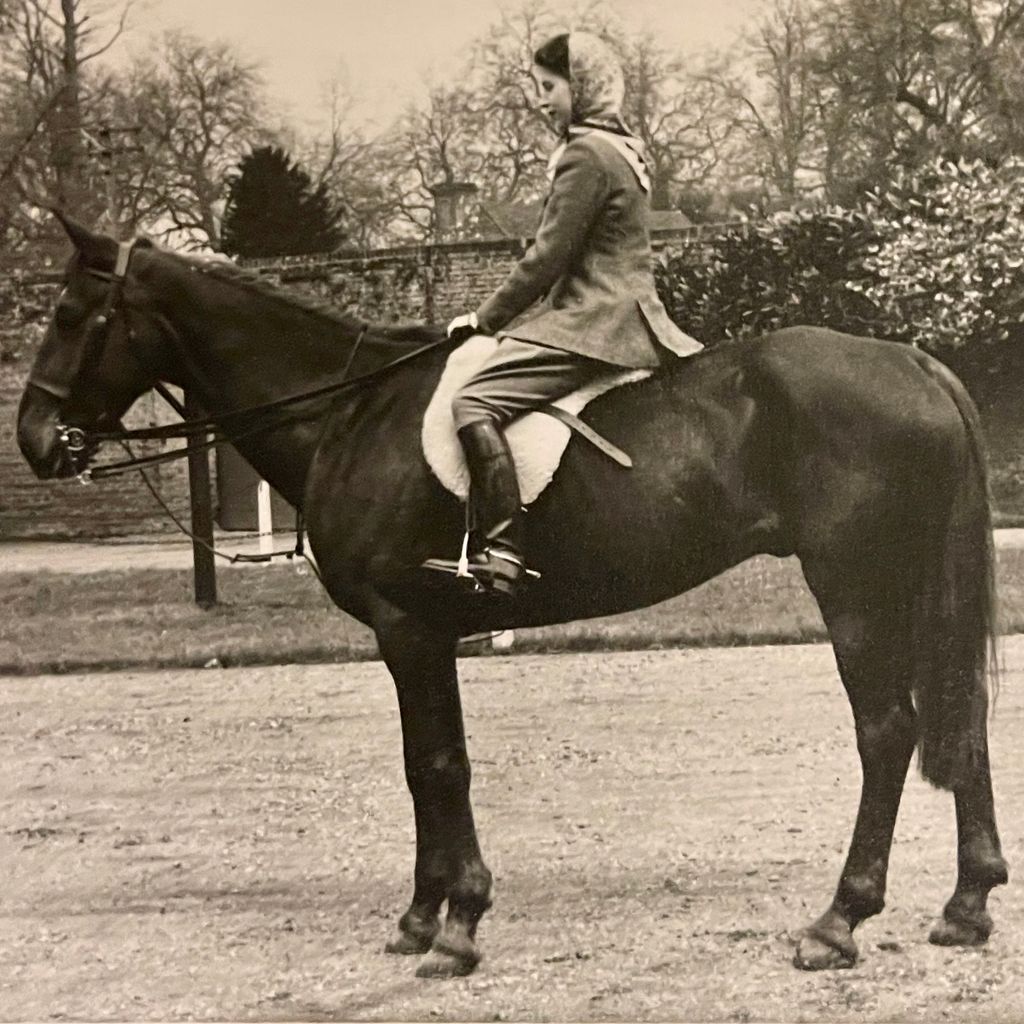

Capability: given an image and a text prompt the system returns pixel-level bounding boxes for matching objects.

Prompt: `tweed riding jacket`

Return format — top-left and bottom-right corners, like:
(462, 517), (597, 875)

(474, 130), (703, 369)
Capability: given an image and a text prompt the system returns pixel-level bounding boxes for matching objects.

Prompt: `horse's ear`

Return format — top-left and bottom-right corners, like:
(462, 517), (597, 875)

(50, 208), (115, 268)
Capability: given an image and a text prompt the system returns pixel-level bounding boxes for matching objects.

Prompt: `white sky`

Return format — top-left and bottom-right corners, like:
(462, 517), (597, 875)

(102, 0), (765, 134)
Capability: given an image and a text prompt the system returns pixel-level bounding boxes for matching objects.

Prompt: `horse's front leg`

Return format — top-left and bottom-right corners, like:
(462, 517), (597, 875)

(370, 594), (493, 978)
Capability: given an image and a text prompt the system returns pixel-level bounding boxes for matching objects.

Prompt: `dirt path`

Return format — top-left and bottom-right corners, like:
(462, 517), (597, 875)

(1, 641), (1021, 1022)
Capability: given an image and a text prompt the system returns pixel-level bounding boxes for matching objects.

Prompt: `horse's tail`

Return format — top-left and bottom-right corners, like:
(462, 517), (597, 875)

(910, 355), (997, 791)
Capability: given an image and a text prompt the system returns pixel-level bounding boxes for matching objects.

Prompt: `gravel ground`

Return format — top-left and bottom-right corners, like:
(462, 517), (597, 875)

(1, 640), (1021, 1022)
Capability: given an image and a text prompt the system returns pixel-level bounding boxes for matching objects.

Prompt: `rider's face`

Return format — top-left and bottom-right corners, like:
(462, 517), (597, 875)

(531, 65), (571, 133)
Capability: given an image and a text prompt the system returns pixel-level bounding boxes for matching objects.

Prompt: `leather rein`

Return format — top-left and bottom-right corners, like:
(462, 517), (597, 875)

(46, 240), (449, 482)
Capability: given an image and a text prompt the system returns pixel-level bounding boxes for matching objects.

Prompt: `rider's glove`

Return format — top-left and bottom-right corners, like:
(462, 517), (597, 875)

(446, 311), (481, 343)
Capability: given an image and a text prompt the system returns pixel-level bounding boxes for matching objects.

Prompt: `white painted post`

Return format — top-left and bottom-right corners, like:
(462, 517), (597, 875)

(257, 479), (274, 556)
(491, 630), (515, 651)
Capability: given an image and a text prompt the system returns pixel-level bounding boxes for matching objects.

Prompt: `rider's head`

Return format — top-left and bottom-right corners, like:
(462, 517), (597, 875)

(532, 31), (624, 135)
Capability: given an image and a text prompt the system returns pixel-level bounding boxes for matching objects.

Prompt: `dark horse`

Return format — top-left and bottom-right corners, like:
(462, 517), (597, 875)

(18, 216), (1007, 978)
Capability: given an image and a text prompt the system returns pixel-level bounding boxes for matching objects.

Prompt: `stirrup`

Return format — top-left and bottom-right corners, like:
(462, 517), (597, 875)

(421, 532), (539, 598)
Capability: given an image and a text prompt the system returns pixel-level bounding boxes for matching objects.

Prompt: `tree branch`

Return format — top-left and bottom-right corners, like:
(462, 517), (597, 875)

(894, 83), (948, 126)
(81, 0), (133, 62)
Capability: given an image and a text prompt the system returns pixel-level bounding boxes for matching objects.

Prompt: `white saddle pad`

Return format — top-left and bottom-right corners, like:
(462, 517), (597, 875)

(422, 335), (649, 505)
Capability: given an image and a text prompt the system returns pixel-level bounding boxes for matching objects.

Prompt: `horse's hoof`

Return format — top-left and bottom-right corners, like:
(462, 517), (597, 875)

(929, 912), (992, 947)
(793, 931), (858, 971)
(415, 942), (480, 979)
(385, 930), (434, 956)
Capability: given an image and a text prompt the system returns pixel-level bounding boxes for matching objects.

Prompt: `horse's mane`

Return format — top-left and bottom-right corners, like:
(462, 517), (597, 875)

(160, 247), (444, 348)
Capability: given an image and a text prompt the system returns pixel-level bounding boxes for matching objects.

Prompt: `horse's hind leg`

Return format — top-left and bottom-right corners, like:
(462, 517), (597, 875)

(794, 556), (918, 970)
(930, 739), (1008, 946)
(370, 595), (493, 978)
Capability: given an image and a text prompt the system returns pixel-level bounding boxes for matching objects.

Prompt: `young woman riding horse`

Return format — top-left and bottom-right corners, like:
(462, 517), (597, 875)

(16, 37), (1008, 989)
(436, 31), (702, 597)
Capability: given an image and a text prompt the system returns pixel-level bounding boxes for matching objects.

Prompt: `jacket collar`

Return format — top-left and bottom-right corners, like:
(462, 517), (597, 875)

(546, 125), (651, 193)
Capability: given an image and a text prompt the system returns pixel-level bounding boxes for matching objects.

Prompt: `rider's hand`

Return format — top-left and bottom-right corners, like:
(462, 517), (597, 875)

(446, 311), (481, 343)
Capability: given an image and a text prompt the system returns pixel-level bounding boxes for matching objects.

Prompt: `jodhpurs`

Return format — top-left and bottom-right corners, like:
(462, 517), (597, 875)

(451, 337), (610, 431)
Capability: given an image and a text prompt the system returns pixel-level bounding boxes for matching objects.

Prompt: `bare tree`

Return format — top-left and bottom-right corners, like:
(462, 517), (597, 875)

(0, 0), (131, 257)
(295, 81), (397, 249)
(382, 83), (481, 240)
(463, 0), (562, 203)
(375, 0), (731, 241)
(705, 0), (825, 206)
(810, 0), (1024, 191)
(381, 1), (562, 243)
(975, 0), (1024, 153)
(618, 32), (734, 209)
(113, 30), (271, 249)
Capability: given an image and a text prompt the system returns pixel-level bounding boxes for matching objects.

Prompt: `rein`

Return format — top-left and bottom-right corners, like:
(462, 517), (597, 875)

(59, 251), (449, 480)
(43, 241), (451, 574)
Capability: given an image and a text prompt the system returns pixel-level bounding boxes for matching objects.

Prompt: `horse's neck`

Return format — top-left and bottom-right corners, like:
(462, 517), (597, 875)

(149, 256), (367, 506)
(159, 265), (358, 405)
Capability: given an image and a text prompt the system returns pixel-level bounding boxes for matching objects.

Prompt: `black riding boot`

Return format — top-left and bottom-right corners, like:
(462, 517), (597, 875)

(461, 420), (527, 595)
(422, 420), (530, 597)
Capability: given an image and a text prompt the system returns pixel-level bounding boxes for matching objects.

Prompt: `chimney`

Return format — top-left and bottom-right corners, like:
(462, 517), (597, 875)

(429, 181), (478, 241)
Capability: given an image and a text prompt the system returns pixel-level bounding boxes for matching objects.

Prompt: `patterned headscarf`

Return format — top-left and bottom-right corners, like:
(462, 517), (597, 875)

(537, 32), (650, 193)
(566, 31), (625, 127)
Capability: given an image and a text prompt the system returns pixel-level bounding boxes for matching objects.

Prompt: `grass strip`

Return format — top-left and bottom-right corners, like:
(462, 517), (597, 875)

(3, 550), (1024, 675)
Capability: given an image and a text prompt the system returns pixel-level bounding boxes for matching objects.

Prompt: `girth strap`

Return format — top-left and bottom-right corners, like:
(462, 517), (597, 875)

(536, 405), (633, 468)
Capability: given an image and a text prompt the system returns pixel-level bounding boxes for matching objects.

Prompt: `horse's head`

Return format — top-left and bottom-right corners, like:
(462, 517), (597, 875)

(17, 213), (167, 479)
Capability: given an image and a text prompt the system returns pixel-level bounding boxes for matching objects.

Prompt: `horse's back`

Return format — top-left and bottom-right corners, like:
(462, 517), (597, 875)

(744, 326), (971, 437)
(581, 324), (966, 478)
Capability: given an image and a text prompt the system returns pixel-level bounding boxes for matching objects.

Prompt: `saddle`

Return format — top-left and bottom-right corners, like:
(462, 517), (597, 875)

(422, 335), (649, 505)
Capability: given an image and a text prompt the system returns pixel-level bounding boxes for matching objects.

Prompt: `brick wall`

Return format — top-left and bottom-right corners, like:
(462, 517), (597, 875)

(0, 369), (190, 539)
(249, 231), (691, 324)
(260, 238), (532, 325)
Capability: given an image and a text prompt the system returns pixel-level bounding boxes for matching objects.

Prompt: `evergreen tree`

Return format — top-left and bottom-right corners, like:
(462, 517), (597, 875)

(221, 145), (343, 258)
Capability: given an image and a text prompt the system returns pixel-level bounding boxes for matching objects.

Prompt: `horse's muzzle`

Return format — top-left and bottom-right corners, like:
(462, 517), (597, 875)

(16, 384), (75, 479)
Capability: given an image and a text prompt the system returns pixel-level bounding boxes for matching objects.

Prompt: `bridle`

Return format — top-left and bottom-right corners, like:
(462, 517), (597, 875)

(29, 239), (138, 463)
(37, 240), (449, 483)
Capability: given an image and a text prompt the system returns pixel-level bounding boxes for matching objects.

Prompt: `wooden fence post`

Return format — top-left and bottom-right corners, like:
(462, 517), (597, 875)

(185, 392), (217, 608)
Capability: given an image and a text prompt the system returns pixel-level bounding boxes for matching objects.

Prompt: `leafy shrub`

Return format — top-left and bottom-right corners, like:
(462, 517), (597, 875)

(848, 157), (1024, 350)
(655, 208), (882, 346)
(657, 159), (1024, 356)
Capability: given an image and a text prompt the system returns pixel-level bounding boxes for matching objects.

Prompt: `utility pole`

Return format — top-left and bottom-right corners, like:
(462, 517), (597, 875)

(51, 0), (86, 214)
(80, 123), (141, 238)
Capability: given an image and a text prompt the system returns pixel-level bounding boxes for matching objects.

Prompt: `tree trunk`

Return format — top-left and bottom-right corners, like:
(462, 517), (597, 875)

(49, 0), (88, 214)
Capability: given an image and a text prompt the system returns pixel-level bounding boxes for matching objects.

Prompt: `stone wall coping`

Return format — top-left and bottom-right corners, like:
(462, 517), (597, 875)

(9, 220), (749, 283)
(239, 220), (748, 272)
